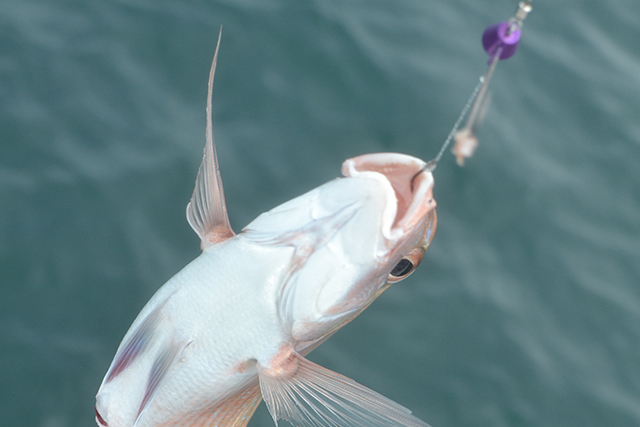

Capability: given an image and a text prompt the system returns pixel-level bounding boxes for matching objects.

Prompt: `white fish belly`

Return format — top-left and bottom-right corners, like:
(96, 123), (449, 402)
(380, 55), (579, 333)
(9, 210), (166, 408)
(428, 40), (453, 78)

(102, 237), (294, 426)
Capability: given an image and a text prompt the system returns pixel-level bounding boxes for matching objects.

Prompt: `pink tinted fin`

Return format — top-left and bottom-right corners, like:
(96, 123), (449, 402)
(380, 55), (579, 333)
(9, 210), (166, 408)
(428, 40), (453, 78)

(158, 380), (262, 427)
(186, 27), (235, 250)
(105, 303), (163, 383)
(259, 353), (431, 427)
(135, 339), (189, 426)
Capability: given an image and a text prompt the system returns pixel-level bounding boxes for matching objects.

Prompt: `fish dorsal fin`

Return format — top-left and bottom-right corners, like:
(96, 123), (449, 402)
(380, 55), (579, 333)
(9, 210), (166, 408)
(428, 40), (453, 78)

(259, 352), (431, 427)
(186, 27), (235, 250)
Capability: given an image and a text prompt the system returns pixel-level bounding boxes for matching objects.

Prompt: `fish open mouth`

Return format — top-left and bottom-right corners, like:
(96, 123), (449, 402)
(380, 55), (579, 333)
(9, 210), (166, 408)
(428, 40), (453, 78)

(341, 153), (436, 243)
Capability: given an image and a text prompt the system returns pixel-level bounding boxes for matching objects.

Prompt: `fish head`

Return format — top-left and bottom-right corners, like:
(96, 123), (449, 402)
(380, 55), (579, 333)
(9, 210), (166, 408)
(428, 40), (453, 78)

(242, 153), (436, 351)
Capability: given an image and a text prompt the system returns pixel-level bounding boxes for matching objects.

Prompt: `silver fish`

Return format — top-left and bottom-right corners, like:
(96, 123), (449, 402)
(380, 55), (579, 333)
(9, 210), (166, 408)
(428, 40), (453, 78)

(95, 32), (437, 427)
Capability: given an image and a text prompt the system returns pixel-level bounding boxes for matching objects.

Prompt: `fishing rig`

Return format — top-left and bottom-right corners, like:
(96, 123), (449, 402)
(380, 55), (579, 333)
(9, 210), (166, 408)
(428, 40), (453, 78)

(423, 1), (532, 173)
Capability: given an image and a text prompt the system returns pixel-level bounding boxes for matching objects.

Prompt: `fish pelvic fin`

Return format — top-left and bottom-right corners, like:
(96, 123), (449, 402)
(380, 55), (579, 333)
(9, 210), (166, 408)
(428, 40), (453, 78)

(156, 380), (262, 427)
(186, 26), (235, 250)
(258, 351), (431, 427)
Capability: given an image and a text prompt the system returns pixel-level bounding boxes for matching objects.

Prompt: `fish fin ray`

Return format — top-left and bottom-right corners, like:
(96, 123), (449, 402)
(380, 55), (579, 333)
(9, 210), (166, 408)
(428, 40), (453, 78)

(259, 353), (431, 427)
(134, 339), (189, 426)
(186, 26), (234, 249)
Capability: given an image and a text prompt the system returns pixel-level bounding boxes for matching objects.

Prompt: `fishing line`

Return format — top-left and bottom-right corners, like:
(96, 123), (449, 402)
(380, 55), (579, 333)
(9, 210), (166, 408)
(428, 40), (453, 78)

(420, 0), (533, 176)
(424, 77), (484, 172)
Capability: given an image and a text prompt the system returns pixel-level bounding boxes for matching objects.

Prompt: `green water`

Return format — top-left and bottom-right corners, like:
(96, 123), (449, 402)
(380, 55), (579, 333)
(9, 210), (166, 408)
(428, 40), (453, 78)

(2, 1), (639, 426)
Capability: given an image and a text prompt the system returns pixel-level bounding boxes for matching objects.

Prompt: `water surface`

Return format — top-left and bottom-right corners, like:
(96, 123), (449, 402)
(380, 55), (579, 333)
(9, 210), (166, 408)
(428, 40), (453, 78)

(1, 1), (639, 426)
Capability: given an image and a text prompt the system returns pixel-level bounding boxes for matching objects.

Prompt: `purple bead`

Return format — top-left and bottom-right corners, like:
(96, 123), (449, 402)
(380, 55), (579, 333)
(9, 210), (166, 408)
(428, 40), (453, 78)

(482, 21), (521, 60)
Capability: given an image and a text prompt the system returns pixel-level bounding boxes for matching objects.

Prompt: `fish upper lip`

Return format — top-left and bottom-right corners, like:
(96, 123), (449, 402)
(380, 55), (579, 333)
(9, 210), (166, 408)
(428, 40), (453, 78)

(341, 153), (436, 241)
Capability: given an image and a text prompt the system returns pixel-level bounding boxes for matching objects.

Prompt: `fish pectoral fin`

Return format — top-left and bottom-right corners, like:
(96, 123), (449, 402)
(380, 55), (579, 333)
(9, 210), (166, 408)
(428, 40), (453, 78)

(186, 27), (235, 250)
(104, 301), (165, 384)
(258, 352), (431, 427)
(134, 338), (190, 426)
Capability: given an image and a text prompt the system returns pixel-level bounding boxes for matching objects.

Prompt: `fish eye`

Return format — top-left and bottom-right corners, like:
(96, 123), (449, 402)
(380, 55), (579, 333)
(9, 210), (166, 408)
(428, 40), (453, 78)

(387, 248), (424, 283)
(95, 406), (108, 426)
(390, 258), (414, 277)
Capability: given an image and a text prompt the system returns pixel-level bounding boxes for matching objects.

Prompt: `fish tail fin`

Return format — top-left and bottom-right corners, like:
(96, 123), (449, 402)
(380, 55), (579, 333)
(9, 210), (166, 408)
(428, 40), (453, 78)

(258, 352), (431, 427)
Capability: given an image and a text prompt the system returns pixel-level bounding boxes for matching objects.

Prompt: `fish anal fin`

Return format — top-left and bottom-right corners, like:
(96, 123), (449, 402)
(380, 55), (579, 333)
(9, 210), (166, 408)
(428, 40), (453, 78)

(186, 27), (235, 250)
(157, 380), (262, 427)
(259, 352), (431, 427)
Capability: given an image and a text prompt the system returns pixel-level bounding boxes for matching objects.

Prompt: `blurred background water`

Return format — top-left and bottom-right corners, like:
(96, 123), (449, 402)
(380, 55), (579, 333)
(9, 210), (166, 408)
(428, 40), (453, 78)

(2, 1), (640, 426)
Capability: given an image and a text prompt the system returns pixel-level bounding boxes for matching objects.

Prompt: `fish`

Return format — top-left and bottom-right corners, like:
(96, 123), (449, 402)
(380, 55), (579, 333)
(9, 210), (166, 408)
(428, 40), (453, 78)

(95, 31), (438, 427)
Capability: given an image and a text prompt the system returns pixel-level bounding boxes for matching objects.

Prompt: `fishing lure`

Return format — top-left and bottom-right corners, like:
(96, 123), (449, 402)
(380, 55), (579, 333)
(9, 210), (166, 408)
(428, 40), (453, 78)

(449, 1), (533, 167)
